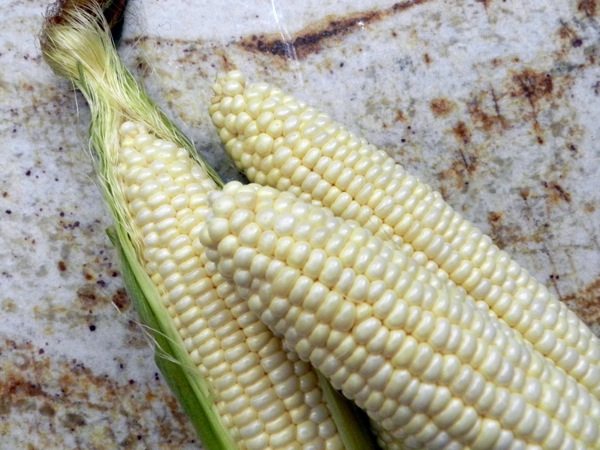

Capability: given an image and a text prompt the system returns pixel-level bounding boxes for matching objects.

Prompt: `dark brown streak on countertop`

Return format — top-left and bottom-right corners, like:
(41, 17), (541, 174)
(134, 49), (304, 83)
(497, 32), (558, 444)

(466, 86), (508, 134)
(238, 0), (430, 59)
(541, 180), (587, 300)
(512, 69), (554, 145)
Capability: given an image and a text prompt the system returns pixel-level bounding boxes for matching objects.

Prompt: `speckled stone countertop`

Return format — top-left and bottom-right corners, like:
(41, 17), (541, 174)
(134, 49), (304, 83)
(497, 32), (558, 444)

(2, 0), (599, 448)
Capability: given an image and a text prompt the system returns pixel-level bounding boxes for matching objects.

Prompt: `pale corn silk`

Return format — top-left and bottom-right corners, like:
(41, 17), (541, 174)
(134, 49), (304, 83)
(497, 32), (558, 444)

(115, 121), (344, 449)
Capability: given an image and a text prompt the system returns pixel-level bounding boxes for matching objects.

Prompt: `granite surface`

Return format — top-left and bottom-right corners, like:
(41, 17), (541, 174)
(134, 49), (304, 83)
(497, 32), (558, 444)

(1, 0), (599, 448)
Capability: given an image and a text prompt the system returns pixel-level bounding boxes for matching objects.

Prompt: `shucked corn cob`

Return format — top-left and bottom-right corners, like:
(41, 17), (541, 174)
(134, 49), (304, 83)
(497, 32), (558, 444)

(209, 71), (600, 400)
(40, 3), (374, 449)
(201, 181), (600, 449)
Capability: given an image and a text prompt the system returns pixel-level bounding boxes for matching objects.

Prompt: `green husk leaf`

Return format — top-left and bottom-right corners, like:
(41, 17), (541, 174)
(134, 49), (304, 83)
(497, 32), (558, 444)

(316, 371), (381, 450)
(107, 227), (236, 449)
(41, 2), (235, 448)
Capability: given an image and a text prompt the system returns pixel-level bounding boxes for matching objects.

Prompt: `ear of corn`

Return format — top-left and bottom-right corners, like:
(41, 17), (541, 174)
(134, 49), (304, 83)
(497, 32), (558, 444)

(209, 70), (600, 400)
(40, 3), (378, 449)
(108, 226), (236, 448)
(201, 181), (600, 450)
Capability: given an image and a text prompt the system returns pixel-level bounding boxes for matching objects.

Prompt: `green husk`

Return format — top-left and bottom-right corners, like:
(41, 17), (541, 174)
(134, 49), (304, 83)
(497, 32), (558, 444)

(40, 2), (382, 449)
(316, 371), (380, 449)
(107, 227), (236, 449)
(40, 2), (234, 448)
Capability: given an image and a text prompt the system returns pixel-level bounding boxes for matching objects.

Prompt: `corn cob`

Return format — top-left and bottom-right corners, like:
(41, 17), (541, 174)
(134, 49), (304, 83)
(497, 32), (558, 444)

(209, 70), (600, 400)
(116, 122), (350, 448)
(40, 3), (375, 449)
(201, 181), (600, 450)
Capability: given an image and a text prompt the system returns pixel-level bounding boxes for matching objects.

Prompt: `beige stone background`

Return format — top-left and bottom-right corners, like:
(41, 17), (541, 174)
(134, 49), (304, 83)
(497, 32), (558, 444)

(1, 0), (599, 447)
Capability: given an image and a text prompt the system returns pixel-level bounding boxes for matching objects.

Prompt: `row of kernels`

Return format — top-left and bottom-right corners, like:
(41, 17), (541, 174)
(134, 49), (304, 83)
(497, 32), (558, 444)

(207, 74), (600, 446)
(206, 181), (600, 447)
(118, 124), (257, 442)
(216, 75), (600, 401)
(243, 179), (564, 400)
(118, 123), (346, 448)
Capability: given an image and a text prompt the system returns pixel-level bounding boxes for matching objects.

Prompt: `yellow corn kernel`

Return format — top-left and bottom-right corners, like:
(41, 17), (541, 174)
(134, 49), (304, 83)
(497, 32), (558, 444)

(116, 122), (343, 448)
(209, 71), (600, 399)
(201, 181), (600, 449)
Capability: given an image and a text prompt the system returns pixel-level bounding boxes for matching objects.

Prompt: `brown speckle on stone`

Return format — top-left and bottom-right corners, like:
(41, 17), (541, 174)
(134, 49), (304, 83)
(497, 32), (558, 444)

(430, 98), (454, 117)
